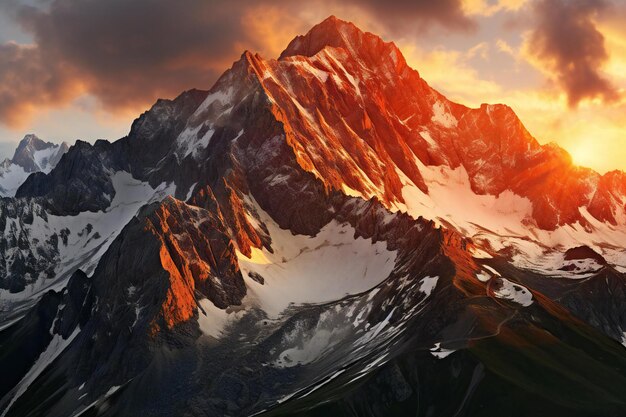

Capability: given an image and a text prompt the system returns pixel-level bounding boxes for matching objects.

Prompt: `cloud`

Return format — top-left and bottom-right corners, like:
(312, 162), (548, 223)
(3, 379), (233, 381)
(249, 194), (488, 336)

(466, 42), (490, 59)
(352, 0), (475, 33)
(597, 10), (626, 85)
(0, 41), (82, 126)
(463, 0), (529, 17)
(0, 0), (475, 127)
(525, 0), (619, 107)
(14, 0), (262, 115)
(496, 39), (516, 56)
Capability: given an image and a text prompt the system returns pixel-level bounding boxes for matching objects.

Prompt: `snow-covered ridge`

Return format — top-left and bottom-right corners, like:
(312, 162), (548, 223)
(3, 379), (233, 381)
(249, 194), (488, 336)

(392, 157), (626, 278)
(0, 172), (175, 320)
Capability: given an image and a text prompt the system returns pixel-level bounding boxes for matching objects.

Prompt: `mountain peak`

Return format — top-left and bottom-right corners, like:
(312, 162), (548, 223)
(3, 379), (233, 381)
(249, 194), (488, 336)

(9, 134), (68, 174)
(15, 133), (47, 150)
(279, 16), (353, 59)
(279, 16), (408, 72)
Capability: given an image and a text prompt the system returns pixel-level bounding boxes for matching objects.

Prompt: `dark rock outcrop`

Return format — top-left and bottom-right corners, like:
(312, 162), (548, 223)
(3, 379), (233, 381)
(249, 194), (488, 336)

(564, 245), (607, 265)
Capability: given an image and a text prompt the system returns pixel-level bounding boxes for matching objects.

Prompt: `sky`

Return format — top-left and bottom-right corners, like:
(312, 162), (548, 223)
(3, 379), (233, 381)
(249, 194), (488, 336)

(0, 0), (624, 174)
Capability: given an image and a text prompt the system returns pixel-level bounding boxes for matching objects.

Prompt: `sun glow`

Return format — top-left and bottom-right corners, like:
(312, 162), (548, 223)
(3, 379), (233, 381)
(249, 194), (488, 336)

(568, 142), (598, 169)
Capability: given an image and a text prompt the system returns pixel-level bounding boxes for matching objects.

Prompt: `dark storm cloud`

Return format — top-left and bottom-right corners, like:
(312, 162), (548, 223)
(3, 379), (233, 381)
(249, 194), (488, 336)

(0, 0), (474, 126)
(528, 0), (619, 107)
(343, 0), (475, 33)
(12, 0), (257, 115)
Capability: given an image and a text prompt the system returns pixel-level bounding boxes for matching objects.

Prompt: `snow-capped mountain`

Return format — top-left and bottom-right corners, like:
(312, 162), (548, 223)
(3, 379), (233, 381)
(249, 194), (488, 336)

(0, 135), (68, 197)
(1, 17), (626, 417)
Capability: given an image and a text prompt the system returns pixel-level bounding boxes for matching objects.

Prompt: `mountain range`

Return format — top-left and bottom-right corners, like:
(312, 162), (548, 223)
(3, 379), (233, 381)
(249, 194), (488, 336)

(0, 16), (625, 417)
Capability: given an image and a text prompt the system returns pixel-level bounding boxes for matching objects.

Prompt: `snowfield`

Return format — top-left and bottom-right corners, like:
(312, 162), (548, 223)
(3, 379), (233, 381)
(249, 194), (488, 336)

(0, 163), (28, 197)
(196, 197), (398, 339)
(238, 218), (397, 318)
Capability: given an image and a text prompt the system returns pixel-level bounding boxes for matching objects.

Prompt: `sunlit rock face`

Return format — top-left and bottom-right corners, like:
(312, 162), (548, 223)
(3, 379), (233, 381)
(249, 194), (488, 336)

(239, 16), (626, 233)
(1, 16), (626, 417)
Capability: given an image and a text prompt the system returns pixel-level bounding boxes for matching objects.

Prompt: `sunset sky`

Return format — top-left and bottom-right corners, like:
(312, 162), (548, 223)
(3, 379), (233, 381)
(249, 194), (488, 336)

(0, 0), (625, 173)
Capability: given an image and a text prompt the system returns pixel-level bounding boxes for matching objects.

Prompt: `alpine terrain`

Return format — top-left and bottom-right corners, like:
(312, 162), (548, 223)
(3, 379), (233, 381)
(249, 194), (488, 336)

(1, 16), (626, 417)
(0, 135), (68, 197)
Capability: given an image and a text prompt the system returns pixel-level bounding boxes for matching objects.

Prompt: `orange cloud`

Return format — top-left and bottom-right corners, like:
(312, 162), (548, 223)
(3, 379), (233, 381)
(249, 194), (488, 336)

(0, 42), (85, 127)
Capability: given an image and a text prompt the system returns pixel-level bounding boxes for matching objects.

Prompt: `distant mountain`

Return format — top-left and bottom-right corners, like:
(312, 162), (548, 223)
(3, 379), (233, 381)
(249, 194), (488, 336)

(1, 16), (625, 417)
(0, 135), (68, 196)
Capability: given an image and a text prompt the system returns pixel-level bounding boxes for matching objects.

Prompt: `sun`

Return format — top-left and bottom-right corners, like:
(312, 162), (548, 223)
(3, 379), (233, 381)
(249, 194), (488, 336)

(568, 142), (597, 169)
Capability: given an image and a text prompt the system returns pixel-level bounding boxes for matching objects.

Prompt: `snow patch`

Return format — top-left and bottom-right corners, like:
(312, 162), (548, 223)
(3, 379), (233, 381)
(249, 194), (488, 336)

(105, 385), (121, 398)
(197, 299), (246, 339)
(493, 278), (533, 307)
(341, 183), (363, 198)
(476, 271), (491, 282)
(430, 342), (456, 359)
(418, 276), (439, 296)
(419, 130), (438, 148)
(394, 160), (535, 238)
(431, 101), (457, 128)
(32, 146), (60, 173)
(175, 124), (214, 158)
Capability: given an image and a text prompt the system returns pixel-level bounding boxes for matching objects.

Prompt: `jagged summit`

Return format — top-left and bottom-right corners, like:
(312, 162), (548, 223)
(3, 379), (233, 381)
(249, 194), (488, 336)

(280, 16), (357, 58)
(12, 134), (52, 171)
(279, 16), (409, 74)
(10, 134), (69, 173)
